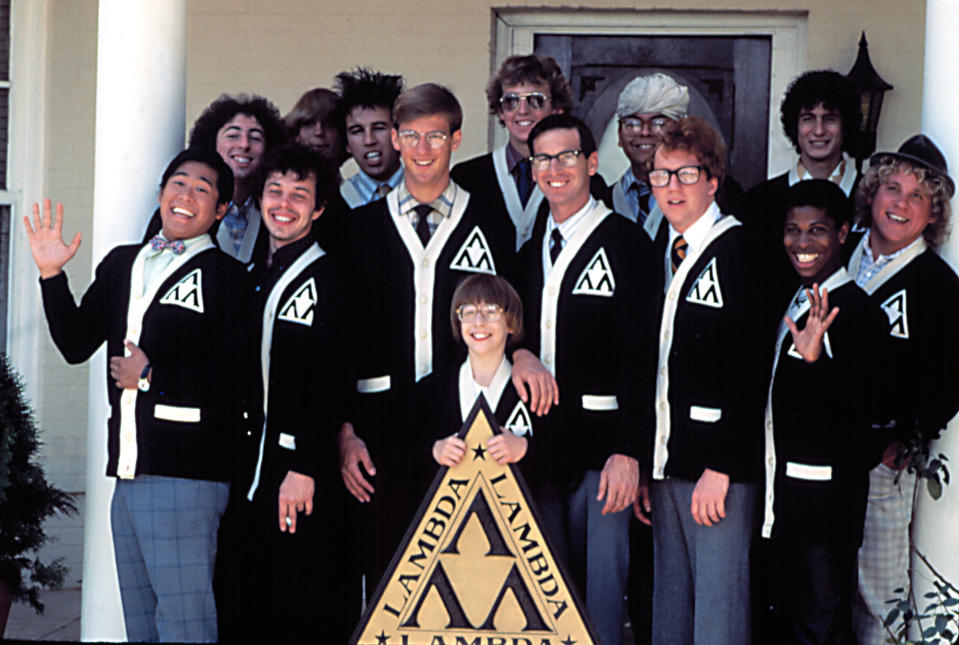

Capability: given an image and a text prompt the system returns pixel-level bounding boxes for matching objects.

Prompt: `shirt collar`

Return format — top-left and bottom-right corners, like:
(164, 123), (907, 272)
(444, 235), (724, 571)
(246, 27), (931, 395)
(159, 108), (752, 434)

(860, 229), (923, 264)
(505, 142), (527, 173)
(619, 167), (648, 191)
(397, 179), (456, 218)
(153, 231), (211, 252)
(790, 153), (855, 195)
(668, 200), (721, 254)
(547, 196), (596, 240)
(352, 165), (404, 198)
(269, 235), (316, 272)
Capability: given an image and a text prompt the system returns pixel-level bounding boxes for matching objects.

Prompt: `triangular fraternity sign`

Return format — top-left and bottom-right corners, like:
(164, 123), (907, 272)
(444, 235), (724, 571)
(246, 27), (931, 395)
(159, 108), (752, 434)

(277, 277), (317, 327)
(351, 398), (596, 645)
(571, 248), (615, 297)
(685, 257), (724, 309)
(159, 268), (204, 313)
(450, 227), (497, 275)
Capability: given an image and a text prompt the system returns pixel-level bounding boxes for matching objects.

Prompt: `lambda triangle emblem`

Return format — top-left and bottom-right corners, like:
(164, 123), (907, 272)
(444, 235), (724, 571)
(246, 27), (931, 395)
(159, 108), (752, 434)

(450, 227), (496, 275)
(504, 400), (533, 437)
(686, 257), (724, 309)
(571, 248), (615, 297)
(881, 289), (909, 339)
(277, 277), (317, 327)
(351, 398), (596, 645)
(159, 268), (204, 313)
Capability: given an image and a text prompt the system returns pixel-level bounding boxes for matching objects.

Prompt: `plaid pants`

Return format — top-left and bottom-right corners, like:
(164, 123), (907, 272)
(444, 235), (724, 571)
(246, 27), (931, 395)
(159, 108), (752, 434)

(853, 463), (917, 645)
(111, 475), (229, 642)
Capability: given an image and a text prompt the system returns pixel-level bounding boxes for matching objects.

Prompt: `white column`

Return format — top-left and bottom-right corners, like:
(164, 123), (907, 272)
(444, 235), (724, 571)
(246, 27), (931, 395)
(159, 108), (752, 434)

(82, 1), (186, 640)
(911, 0), (959, 632)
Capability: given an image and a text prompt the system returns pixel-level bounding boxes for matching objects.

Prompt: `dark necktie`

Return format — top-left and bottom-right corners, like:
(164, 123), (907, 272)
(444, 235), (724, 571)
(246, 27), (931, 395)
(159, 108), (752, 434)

(671, 235), (688, 275)
(375, 183), (391, 199)
(516, 159), (532, 208)
(637, 184), (651, 219)
(413, 204), (433, 247)
(549, 228), (563, 265)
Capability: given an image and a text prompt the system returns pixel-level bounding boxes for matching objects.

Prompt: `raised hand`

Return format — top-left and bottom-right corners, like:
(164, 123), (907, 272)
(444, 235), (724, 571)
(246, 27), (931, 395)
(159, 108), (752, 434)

(23, 199), (82, 278)
(784, 283), (839, 364)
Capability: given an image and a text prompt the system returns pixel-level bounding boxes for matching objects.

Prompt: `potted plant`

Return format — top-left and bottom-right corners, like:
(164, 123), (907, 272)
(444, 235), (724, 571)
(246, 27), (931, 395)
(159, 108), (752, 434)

(0, 352), (77, 635)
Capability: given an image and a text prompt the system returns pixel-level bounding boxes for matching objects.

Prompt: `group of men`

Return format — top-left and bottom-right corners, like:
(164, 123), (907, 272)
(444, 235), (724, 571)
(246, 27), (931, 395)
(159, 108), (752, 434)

(23, 55), (959, 645)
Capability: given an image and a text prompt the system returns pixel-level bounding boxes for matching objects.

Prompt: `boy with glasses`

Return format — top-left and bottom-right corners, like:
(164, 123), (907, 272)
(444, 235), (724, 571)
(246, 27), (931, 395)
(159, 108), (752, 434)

(648, 117), (767, 645)
(515, 112), (658, 645)
(338, 82), (517, 601)
(452, 54), (572, 248)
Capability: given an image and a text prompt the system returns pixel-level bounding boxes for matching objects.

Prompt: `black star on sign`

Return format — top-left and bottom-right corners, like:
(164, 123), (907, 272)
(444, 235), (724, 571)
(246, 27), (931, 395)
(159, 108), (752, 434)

(472, 443), (487, 460)
(376, 630), (390, 644)
(561, 636), (576, 645)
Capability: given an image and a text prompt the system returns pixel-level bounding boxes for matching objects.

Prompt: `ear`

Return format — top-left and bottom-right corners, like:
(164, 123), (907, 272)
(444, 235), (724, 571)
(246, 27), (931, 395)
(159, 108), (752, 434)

(838, 221), (850, 245)
(450, 129), (463, 151)
(391, 128), (401, 152)
(215, 202), (228, 220)
(311, 205), (325, 222)
(587, 151), (599, 177)
(706, 175), (719, 197)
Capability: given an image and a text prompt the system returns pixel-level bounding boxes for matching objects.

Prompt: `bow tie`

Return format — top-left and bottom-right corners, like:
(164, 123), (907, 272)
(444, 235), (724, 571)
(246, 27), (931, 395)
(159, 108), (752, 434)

(149, 236), (186, 255)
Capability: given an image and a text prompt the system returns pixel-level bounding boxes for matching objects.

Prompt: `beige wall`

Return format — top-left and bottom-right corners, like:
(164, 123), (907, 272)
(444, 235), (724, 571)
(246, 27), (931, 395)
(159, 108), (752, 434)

(25, 0), (925, 588)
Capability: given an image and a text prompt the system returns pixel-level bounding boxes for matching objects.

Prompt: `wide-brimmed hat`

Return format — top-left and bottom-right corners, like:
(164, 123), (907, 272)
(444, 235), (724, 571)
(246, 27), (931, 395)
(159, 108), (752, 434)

(870, 134), (955, 197)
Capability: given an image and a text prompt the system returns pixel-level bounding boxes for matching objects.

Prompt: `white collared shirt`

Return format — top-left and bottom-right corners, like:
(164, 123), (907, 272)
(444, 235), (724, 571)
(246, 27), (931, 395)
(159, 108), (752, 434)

(854, 230), (923, 288)
(788, 152), (857, 197)
(665, 201), (722, 284)
(542, 196), (597, 277)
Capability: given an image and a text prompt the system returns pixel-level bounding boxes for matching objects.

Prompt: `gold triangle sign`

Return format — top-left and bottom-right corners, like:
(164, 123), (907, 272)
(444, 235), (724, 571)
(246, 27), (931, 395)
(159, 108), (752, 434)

(351, 396), (597, 645)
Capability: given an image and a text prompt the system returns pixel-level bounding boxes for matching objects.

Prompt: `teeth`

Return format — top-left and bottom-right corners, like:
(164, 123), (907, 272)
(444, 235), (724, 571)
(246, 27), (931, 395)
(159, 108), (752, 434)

(888, 212), (907, 223)
(365, 151), (381, 160)
(414, 160), (433, 166)
(233, 156), (251, 164)
(172, 207), (195, 218)
(471, 332), (490, 340)
(516, 120), (534, 126)
(548, 181), (565, 187)
(273, 214), (294, 223)
(796, 253), (819, 263)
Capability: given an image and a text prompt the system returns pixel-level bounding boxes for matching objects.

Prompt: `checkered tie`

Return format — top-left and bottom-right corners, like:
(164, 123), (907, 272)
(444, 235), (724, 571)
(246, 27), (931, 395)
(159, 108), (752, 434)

(671, 234), (687, 274)
(413, 204), (432, 246)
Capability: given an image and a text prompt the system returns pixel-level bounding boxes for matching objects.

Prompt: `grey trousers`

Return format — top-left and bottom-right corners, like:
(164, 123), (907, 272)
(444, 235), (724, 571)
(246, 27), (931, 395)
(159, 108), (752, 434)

(650, 478), (756, 645)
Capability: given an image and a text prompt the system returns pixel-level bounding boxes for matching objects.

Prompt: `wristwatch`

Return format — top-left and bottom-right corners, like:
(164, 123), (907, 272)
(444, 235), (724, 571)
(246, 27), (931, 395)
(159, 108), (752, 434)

(138, 363), (151, 392)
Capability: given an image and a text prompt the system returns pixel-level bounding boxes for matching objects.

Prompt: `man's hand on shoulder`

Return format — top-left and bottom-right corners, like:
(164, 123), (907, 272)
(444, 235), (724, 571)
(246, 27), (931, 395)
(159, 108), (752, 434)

(510, 349), (559, 416)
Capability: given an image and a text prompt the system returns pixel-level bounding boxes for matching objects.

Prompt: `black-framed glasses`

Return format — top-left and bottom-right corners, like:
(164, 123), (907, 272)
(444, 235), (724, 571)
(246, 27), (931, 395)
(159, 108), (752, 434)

(529, 149), (583, 172)
(648, 165), (707, 187)
(499, 92), (549, 112)
(619, 116), (670, 134)
(456, 304), (503, 323)
(396, 129), (449, 149)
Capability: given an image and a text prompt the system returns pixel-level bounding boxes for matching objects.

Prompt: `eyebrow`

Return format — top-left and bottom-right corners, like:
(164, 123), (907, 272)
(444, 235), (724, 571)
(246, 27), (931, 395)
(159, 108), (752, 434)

(173, 170), (215, 187)
(222, 124), (264, 135)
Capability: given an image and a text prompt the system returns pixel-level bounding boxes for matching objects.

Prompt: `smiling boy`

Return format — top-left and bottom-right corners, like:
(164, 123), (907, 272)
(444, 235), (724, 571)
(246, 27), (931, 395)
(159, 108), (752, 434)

(451, 54), (572, 248)
(25, 148), (247, 642)
(761, 179), (886, 643)
(848, 135), (959, 644)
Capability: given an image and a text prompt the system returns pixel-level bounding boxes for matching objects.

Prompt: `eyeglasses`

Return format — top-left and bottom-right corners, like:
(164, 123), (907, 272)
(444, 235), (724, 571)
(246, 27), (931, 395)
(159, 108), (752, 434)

(396, 130), (449, 149)
(529, 149), (583, 172)
(456, 304), (503, 323)
(648, 165), (707, 187)
(499, 92), (549, 112)
(619, 116), (670, 134)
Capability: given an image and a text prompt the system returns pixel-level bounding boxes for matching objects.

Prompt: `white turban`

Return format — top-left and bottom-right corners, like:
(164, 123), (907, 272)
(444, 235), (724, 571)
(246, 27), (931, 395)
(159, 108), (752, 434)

(616, 73), (689, 120)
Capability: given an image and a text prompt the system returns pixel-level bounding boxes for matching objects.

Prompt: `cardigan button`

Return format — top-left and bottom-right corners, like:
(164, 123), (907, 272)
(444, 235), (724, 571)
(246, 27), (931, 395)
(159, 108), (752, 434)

(422, 259), (430, 267)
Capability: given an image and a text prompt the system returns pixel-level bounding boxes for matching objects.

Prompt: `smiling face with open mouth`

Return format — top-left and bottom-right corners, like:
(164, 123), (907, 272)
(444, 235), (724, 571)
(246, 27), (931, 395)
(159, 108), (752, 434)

(869, 169), (935, 256)
(460, 301), (513, 362)
(158, 161), (227, 241)
(346, 105), (400, 181)
(259, 170), (323, 250)
(783, 205), (848, 286)
(797, 102), (843, 169)
(215, 113), (266, 187)
(392, 113), (461, 195)
(530, 127), (597, 223)
(498, 81), (558, 155)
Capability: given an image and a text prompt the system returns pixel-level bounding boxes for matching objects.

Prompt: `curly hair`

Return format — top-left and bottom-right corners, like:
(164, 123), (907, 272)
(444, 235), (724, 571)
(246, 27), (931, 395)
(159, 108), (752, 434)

(188, 93), (285, 152)
(334, 67), (404, 122)
(485, 54), (574, 115)
(780, 70), (860, 155)
(658, 117), (726, 184)
(253, 143), (335, 214)
(854, 155), (953, 248)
